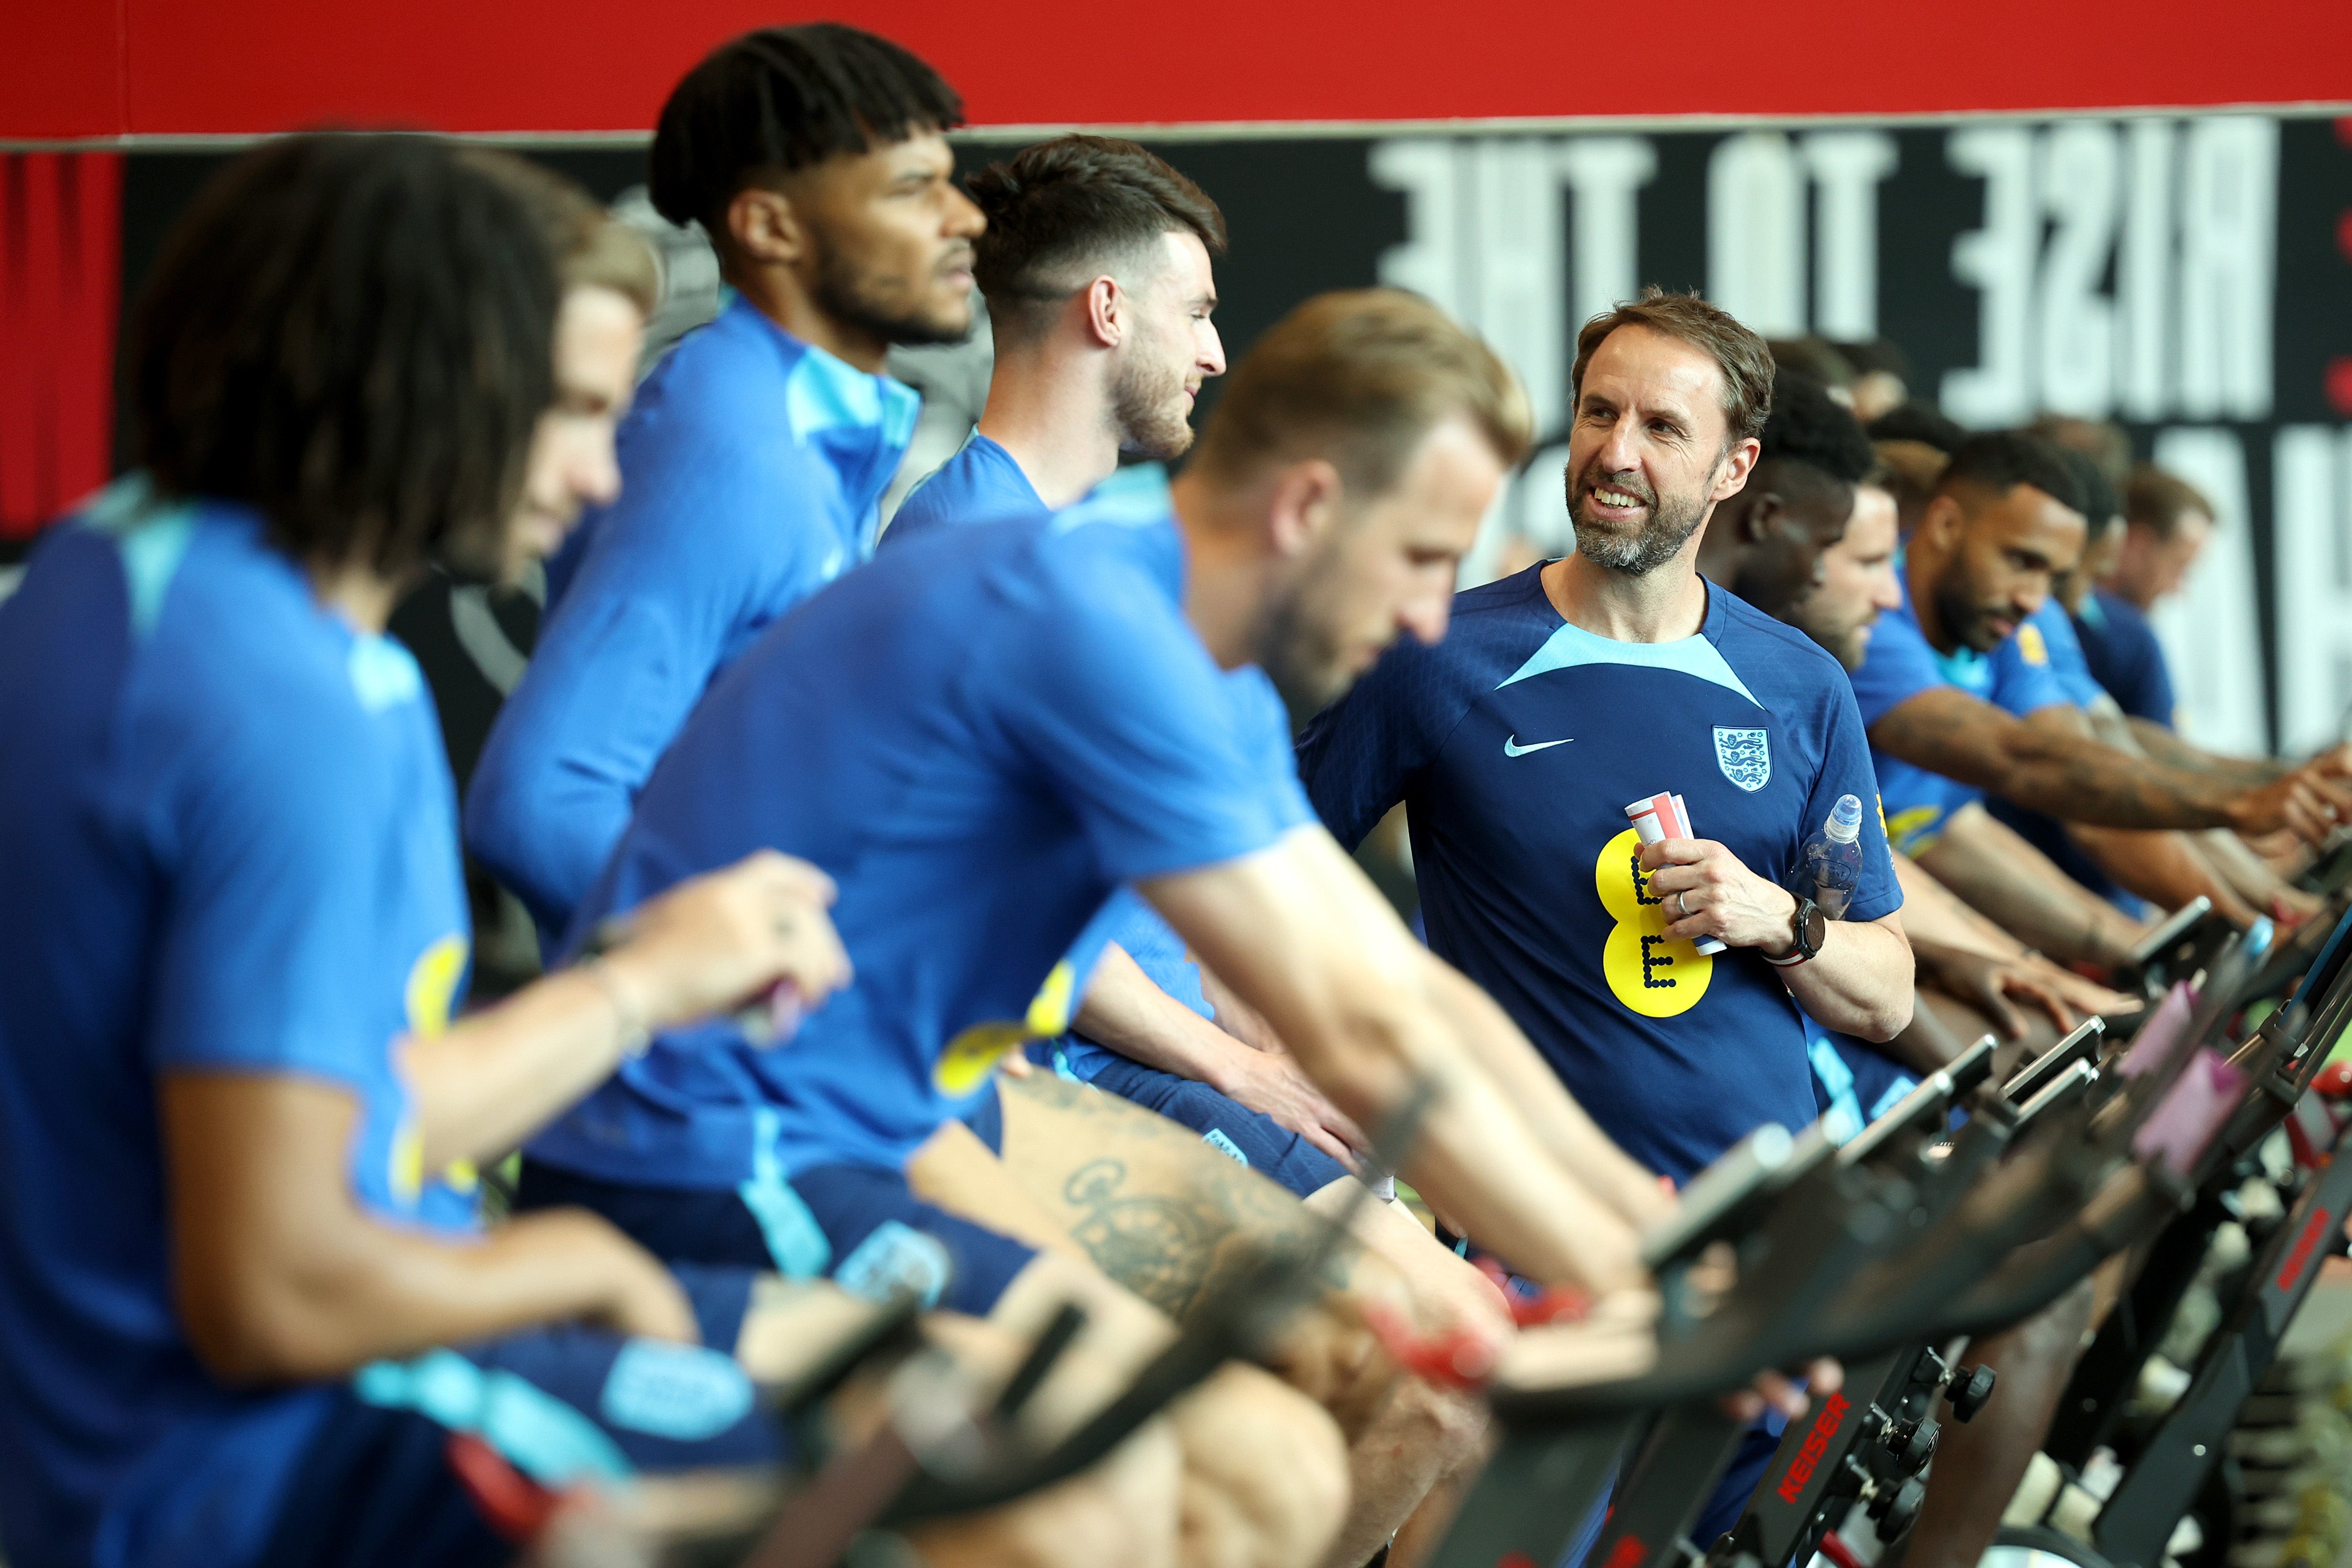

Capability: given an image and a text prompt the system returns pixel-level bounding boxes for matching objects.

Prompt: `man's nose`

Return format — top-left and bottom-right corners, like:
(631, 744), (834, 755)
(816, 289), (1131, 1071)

(946, 186), (986, 238)
(578, 440), (623, 508)
(1401, 591), (1451, 648)
(1595, 415), (1645, 476)
(1201, 325), (1227, 377)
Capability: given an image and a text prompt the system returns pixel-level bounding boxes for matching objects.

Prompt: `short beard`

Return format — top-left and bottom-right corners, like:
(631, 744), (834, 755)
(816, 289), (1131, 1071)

(1570, 488), (1709, 577)
(807, 227), (971, 349)
(1254, 581), (1349, 727)
(1109, 344), (1194, 462)
(1932, 573), (2000, 653)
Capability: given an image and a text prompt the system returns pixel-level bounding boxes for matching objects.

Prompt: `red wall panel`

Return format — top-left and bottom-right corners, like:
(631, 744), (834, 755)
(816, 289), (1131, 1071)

(8, 0), (2352, 141)
(0, 154), (122, 538)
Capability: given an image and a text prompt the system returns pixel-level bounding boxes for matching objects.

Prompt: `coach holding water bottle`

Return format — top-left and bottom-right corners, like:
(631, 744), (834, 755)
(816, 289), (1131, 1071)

(1297, 288), (1916, 1536)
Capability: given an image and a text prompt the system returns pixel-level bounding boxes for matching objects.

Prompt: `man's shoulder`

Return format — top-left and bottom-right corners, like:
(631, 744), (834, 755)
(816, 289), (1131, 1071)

(1711, 587), (1855, 697)
(887, 437), (1046, 545)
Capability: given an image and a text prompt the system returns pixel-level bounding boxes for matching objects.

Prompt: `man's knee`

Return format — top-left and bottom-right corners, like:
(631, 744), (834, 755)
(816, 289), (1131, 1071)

(907, 1420), (1186, 1568)
(1171, 1364), (1351, 1568)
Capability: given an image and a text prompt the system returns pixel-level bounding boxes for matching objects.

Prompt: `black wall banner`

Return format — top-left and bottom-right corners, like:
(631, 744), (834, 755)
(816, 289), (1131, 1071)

(106, 112), (2352, 756)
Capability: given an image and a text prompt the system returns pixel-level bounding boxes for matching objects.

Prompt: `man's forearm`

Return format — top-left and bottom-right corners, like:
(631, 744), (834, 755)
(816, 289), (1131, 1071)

(1873, 690), (2240, 832)
(1072, 943), (1258, 1091)
(2066, 826), (2259, 926)
(1917, 806), (2144, 967)
(2128, 717), (2289, 787)
(406, 967), (641, 1170)
(1417, 955), (1672, 1230)
(1892, 854), (2025, 961)
(1780, 915), (1916, 1042)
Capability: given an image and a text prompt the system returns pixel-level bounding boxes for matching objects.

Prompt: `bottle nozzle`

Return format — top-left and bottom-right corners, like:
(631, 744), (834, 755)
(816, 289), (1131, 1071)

(1824, 794), (1864, 845)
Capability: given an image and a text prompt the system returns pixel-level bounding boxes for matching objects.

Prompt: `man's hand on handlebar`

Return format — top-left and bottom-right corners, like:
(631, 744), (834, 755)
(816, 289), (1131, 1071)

(596, 850), (853, 1033)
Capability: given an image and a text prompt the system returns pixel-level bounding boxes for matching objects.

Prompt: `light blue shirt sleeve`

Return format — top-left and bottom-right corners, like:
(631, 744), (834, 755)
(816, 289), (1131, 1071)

(1846, 598), (1950, 730)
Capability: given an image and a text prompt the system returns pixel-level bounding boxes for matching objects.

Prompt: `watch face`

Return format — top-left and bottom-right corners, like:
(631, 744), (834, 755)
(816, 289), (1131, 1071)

(1802, 900), (1828, 955)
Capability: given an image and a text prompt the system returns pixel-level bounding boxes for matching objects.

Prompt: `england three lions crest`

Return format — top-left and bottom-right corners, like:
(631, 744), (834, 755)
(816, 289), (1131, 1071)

(1714, 726), (1770, 792)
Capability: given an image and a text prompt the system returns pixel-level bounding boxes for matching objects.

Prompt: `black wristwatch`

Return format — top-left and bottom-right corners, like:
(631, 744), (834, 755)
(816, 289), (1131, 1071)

(1766, 896), (1826, 968)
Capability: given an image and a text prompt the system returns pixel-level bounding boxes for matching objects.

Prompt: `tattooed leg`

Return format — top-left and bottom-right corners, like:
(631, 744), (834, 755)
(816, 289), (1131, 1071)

(989, 1073), (1503, 1567)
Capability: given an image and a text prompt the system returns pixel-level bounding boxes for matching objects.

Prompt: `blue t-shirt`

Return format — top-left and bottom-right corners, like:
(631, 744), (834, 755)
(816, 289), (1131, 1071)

(2075, 588), (2178, 728)
(0, 484), (473, 1568)
(1987, 599), (2145, 912)
(466, 297), (920, 943)
(1295, 566), (1900, 1182)
(529, 474), (1305, 1186)
(1848, 575), (2068, 856)
(1057, 666), (1310, 1082)
(884, 431), (1043, 546)
(885, 439), (1258, 1080)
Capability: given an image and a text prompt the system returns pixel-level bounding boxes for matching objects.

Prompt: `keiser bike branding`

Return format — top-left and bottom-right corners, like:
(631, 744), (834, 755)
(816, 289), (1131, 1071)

(1774, 1390), (1853, 1504)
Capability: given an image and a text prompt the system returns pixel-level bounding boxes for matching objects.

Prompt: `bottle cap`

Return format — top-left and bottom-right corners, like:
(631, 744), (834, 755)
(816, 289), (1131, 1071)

(1824, 793), (1864, 844)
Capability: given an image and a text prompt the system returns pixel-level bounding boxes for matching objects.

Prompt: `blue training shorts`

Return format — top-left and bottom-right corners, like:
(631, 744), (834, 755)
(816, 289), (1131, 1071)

(516, 1094), (1036, 1318)
(1082, 1055), (1351, 1199)
(248, 1264), (780, 1568)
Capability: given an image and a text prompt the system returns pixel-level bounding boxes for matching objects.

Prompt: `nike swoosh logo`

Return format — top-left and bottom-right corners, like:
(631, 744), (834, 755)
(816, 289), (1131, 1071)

(1503, 734), (1573, 757)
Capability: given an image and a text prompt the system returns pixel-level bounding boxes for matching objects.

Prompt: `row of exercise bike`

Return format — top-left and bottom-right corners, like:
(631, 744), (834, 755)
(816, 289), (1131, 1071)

(477, 838), (2352, 1568)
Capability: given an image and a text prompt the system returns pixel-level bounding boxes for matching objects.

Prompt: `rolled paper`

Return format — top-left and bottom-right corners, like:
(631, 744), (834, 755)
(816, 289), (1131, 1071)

(1625, 792), (1727, 955)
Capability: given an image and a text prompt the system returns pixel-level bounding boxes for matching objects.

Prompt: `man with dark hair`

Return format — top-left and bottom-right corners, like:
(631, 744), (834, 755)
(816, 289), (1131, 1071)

(516, 289), (1733, 1568)
(1297, 291), (1913, 1541)
(884, 134), (1368, 1201)
(0, 133), (860, 1568)
(466, 23), (987, 947)
(1850, 433), (2351, 893)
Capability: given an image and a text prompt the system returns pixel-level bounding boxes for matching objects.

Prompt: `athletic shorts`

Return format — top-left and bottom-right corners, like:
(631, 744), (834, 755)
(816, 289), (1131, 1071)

(516, 1109), (1036, 1320)
(249, 1264), (780, 1568)
(1081, 1055), (1351, 1199)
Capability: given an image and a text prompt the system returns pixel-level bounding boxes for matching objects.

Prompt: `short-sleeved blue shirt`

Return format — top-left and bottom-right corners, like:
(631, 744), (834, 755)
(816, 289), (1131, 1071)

(883, 431), (1043, 546)
(1296, 566), (1900, 1182)
(1849, 574), (2068, 856)
(883, 441), (1276, 1079)
(466, 297), (920, 943)
(0, 485), (473, 1568)
(1987, 599), (2144, 911)
(2075, 588), (2178, 728)
(528, 474), (1303, 1185)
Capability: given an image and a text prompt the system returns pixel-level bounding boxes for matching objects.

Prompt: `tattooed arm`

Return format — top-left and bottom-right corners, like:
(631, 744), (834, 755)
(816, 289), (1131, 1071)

(1143, 826), (1658, 1293)
(1870, 688), (2352, 841)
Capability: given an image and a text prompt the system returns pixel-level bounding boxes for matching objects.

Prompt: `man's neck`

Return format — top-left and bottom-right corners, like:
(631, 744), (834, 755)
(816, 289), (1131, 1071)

(1171, 472), (1268, 671)
(1540, 548), (1710, 643)
(976, 344), (1121, 510)
(1906, 550), (1957, 654)
(308, 557), (403, 635)
(730, 264), (890, 375)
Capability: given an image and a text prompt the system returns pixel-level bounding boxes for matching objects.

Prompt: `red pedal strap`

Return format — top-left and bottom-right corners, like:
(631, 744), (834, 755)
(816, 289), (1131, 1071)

(445, 1432), (564, 1545)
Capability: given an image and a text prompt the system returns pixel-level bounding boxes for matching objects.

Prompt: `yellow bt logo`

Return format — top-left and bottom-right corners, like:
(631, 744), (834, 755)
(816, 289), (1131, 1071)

(2016, 623), (2049, 666)
(392, 933), (469, 1206)
(1595, 827), (1712, 1018)
(934, 960), (1080, 1097)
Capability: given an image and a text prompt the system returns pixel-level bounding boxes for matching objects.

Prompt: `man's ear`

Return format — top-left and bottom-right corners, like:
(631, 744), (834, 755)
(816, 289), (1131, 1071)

(1916, 492), (1965, 553)
(726, 186), (806, 268)
(1081, 275), (1124, 349)
(1709, 437), (1761, 505)
(1737, 492), (1783, 544)
(1265, 459), (1344, 560)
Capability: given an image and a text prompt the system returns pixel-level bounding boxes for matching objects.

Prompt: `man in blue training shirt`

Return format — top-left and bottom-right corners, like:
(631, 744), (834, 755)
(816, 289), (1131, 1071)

(1296, 291), (1915, 1547)
(466, 26), (987, 946)
(0, 135), (1329, 1568)
(888, 134), (1364, 1198)
(0, 136), (859, 1568)
(517, 291), (1773, 1566)
(2085, 463), (2214, 727)
(1851, 434), (2347, 967)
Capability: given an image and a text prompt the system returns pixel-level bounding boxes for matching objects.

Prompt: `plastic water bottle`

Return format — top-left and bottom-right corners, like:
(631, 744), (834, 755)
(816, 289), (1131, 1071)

(1804, 794), (1866, 919)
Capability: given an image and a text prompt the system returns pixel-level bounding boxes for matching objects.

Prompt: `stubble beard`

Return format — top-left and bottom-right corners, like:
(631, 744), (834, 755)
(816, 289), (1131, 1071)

(1110, 340), (1195, 463)
(808, 228), (972, 349)
(1567, 464), (1710, 578)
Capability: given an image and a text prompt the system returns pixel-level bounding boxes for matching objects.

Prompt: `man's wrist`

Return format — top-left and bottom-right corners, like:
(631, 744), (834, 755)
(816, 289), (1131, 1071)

(1753, 885), (1801, 959)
